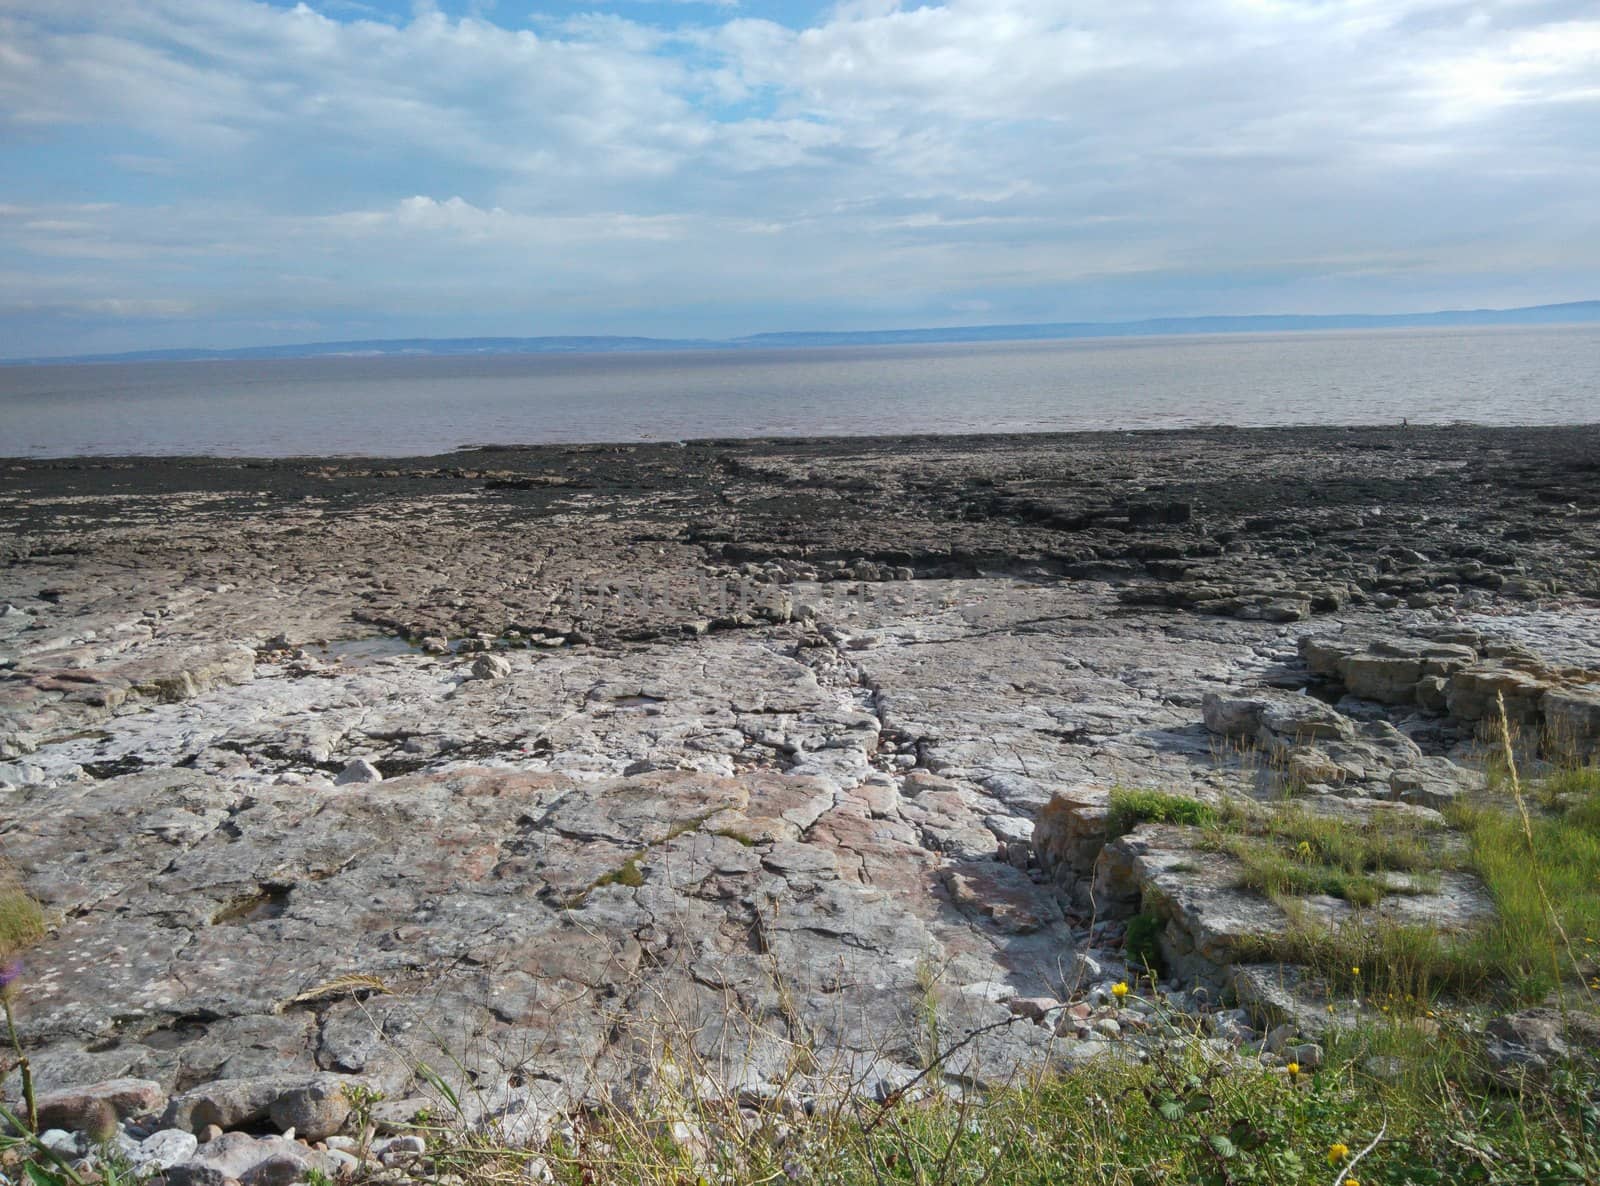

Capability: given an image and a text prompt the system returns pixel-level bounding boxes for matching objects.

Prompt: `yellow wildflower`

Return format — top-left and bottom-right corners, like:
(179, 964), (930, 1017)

(1328, 1142), (1351, 1165)
(1286, 1061), (1300, 1076)
(1111, 981), (1129, 999)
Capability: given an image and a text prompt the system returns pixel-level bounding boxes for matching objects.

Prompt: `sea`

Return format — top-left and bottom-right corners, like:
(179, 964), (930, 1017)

(2, 325), (1598, 458)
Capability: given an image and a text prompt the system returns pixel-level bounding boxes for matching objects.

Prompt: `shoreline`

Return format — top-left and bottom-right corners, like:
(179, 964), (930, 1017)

(6, 418), (1600, 466)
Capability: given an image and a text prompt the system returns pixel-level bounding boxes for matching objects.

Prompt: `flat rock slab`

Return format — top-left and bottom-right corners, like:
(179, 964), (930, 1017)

(3, 428), (1598, 1122)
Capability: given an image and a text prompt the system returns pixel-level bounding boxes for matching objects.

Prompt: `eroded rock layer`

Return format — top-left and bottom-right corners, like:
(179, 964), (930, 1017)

(3, 426), (1598, 1137)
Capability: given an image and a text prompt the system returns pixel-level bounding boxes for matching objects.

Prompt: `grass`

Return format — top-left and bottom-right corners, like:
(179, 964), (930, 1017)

(1210, 804), (1445, 909)
(1107, 788), (1217, 836)
(0, 873), (46, 962)
(1535, 760), (1600, 809)
(1238, 910), (1488, 1004)
(405, 1004), (1600, 1186)
(1448, 773), (1600, 1004)
(1217, 706), (1600, 1009)
(592, 855), (647, 891)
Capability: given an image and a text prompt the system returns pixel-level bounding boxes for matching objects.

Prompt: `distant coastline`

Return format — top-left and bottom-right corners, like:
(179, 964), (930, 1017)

(5, 299), (1598, 366)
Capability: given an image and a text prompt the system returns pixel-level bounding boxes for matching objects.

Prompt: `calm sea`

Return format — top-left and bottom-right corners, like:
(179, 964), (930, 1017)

(2, 326), (1598, 458)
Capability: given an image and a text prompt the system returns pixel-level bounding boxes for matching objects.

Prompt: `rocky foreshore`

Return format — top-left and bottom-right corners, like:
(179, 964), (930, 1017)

(3, 426), (1599, 1177)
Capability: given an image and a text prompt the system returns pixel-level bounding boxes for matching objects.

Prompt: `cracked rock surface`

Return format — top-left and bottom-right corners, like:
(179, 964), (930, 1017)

(3, 427), (1598, 1130)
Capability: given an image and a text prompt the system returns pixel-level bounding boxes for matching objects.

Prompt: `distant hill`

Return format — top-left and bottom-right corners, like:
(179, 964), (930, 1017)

(8, 300), (1599, 365)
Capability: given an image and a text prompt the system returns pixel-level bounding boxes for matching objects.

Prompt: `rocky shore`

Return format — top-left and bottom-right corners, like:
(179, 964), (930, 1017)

(3, 425), (1599, 1179)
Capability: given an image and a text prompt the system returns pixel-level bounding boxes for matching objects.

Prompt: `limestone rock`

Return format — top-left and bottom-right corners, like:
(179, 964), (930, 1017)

(1544, 685), (1600, 757)
(1031, 788), (1111, 906)
(470, 653), (512, 681)
(165, 1132), (344, 1186)
(333, 758), (383, 785)
(135, 1129), (200, 1171)
(35, 1078), (166, 1130)
(266, 1077), (353, 1141)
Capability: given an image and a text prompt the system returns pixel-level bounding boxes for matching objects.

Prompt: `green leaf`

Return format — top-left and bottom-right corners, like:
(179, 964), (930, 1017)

(415, 1062), (461, 1115)
(1183, 1093), (1214, 1115)
(1157, 1099), (1186, 1123)
(25, 1162), (70, 1186)
(1207, 1134), (1238, 1159)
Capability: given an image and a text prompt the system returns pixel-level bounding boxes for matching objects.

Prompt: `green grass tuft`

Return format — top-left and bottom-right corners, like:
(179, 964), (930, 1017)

(1107, 788), (1217, 836)
(0, 882), (46, 959)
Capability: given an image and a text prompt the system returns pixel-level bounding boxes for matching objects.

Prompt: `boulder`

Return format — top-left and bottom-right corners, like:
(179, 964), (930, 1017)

(1482, 1007), (1600, 1076)
(163, 1074), (357, 1136)
(134, 1129), (200, 1171)
(1448, 663), (1552, 727)
(163, 1078), (287, 1133)
(469, 653), (512, 681)
(1201, 692), (1353, 749)
(36, 1078), (167, 1131)
(1031, 788), (1111, 904)
(1543, 686), (1600, 757)
(165, 1132), (345, 1186)
(267, 1077), (352, 1141)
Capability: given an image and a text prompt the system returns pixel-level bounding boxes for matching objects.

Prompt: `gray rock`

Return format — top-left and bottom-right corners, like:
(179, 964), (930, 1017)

(1286, 1042), (1324, 1069)
(35, 1078), (167, 1131)
(372, 1134), (426, 1157)
(470, 653), (512, 681)
(135, 1129), (200, 1170)
(38, 1130), (79, 1155)
(7, 445), (1597, 1131)
(1482, 1007), (1599, 1075)
(267, 1077), (352, 1141)
(163, 1079), (286, 1133)
(1262, 1023), (1298, 1055)
(1007, 997), (1061, 1023)
(1544, 686), (1600, 757)
(334, 758), (383, 785)
(165, 1133), (346, 1186)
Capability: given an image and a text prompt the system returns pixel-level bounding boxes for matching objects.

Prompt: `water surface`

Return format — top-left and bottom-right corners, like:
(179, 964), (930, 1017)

(3, 326), (1597, 457)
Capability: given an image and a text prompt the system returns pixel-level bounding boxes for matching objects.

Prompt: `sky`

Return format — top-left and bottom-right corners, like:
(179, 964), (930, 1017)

(1, 0), (1597, 357)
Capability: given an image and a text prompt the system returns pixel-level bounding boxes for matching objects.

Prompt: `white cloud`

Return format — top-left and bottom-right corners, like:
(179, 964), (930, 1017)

(0, 0), (1596, 354)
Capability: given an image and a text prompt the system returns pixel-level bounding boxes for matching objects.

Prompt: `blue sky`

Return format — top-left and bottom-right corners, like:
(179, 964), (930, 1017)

(2, 0), (1597, 357)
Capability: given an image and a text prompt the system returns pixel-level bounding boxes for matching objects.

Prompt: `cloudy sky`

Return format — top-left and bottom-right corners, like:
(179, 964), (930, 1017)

(1, 0), (1597, 357)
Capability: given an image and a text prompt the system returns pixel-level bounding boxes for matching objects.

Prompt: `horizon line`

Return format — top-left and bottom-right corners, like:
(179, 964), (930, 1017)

(6, 297), (1599, 366)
